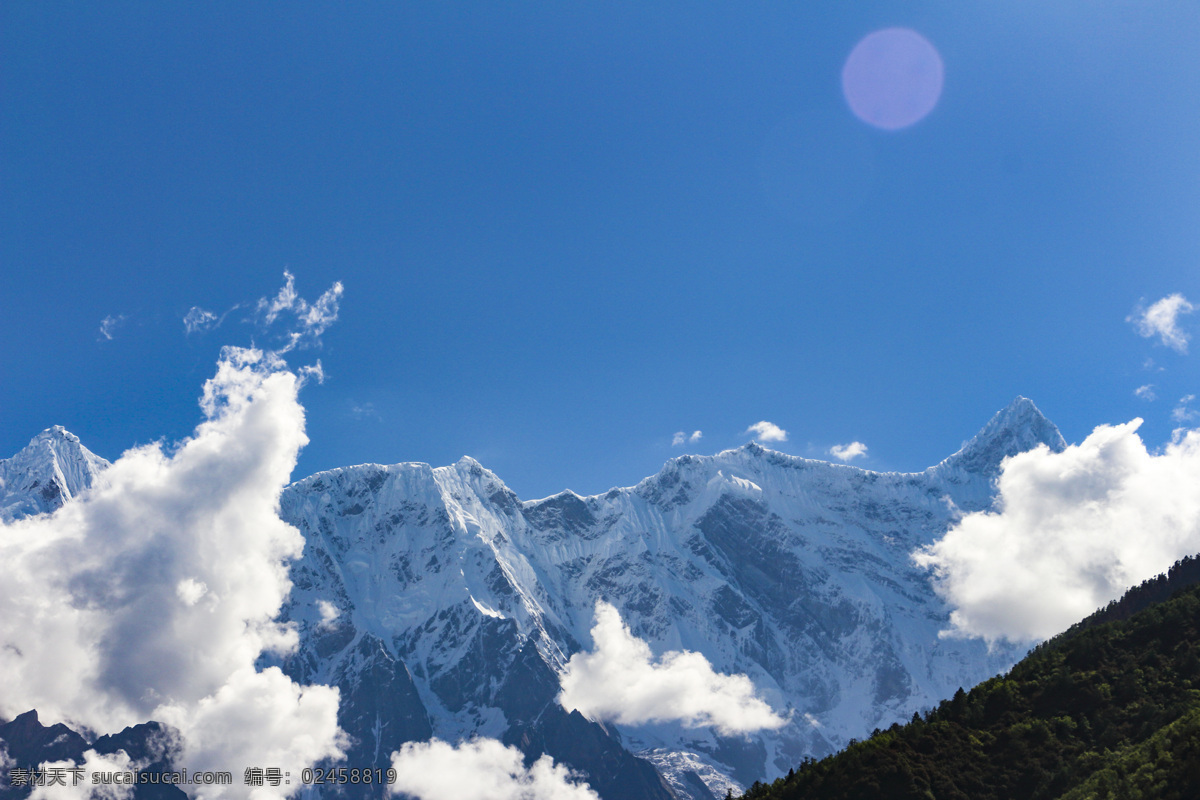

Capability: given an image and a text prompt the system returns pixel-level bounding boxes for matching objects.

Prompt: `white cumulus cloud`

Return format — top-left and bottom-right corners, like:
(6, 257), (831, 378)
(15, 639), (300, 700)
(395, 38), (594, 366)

(316, 600), (340, 629)
(1129, 293), (1195, 353)
(915, 419), (1200, 644)
(31, 748), (137, 800)
(0, 347), (344, 799)
(558, 602), (787, 736)
(671, 431), (702, 447)
(389, 738), (598, 800)
(176, 578), (209, 606)
(744, 421), (788, 443)
(829, 441), (868, 462)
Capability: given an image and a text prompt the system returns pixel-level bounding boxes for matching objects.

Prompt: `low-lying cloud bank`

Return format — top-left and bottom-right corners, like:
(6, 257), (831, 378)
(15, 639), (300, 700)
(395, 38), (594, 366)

(558, 601), (786, 735)
(0, 347), (344, 798)
(389, 739), (598, 800)
(916, 419), (1200, 643)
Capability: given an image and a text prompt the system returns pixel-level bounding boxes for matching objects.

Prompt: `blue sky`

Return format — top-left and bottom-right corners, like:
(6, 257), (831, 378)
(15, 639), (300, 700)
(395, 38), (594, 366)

(4, 2), (1200, 499)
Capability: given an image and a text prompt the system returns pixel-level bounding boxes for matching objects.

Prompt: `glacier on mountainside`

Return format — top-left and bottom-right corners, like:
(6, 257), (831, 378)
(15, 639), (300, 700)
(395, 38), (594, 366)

(0, 426), (110, 522)
(0, 398), (1066, 800)
(269, 397), (1063, 798)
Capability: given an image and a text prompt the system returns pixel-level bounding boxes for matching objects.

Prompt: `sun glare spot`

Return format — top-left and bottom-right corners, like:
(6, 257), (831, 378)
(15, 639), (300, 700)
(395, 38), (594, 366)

(842, 28), (944, 130)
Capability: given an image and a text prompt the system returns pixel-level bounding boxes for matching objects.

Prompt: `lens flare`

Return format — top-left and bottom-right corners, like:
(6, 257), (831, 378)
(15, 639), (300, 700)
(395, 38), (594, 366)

(842, 28), (944, 131)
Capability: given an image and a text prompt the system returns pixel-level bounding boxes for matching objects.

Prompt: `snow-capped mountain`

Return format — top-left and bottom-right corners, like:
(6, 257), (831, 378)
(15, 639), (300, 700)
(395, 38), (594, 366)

(269, 397), (1063, 799)
(0, 426), (109, 521)
(0, 398), (1066, 800)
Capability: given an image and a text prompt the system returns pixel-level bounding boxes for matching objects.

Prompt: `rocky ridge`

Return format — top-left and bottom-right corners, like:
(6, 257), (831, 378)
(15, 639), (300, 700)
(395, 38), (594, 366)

(0, 398), (1066, 800)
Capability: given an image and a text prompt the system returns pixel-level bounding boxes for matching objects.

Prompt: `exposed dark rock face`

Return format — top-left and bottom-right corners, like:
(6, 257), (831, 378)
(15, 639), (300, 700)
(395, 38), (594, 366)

(1, 399), (1066, 800)
(0, 711), (186, 800)
(505, 708), (677, 800)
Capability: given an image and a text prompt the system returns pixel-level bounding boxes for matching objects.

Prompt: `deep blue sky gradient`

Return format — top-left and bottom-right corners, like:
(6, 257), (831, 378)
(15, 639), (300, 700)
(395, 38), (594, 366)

(4, 3), (1200, 498)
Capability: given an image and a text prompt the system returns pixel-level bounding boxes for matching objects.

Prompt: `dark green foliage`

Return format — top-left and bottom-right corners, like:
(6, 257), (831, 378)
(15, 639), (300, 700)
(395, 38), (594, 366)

(1040, 554), (1200, 652)
(738, 556), (1200, 800)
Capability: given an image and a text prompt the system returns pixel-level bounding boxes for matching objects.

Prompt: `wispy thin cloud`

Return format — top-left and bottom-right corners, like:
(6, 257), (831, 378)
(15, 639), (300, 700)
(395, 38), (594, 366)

(829, 441), (868, 462)
(184, 272), (344, 356)
(183, 303), (246, 337)
(98, 314), (126, 341)
(1172, 394), (1197, 424)
(1134, 385), (1156, 401)
(744, 421), (788, 443)
(256, 270), (344, 353)
(350, 401), (379, 420)
(1129, 293), (1195, 353)
(183, 307), (219, 335)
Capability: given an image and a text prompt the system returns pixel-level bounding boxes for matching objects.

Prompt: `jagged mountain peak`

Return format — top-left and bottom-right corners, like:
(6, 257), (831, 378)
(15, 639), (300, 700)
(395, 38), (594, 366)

(719, 441), (813, 467)
(290, 461), (424, 500)
(437, 458), (523, 517)
(451, 454), (486, 473)
(937, 396), (1066, 477)
(524, 487), (588, 507)
(988, 396), (1054, 432)
(739, 440), (767, 456)
(3, 403), (1064, 800)
(640, 441), (877, 493)
(1, 426), (110, 521)
(37, 424), (78, 441)
(24, 425), (93, 462)
(443, 455), (513, 491)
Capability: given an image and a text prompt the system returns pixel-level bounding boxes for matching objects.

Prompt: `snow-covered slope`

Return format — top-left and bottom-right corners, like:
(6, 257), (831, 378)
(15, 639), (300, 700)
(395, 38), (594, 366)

(0, 398), (1066, 800)
(0, 426), (109, 521)
(271, 397), (1064, 798)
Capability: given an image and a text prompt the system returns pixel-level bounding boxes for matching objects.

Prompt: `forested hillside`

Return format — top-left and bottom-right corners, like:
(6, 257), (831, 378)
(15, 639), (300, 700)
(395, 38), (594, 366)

(739, 556), (1200, 800)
